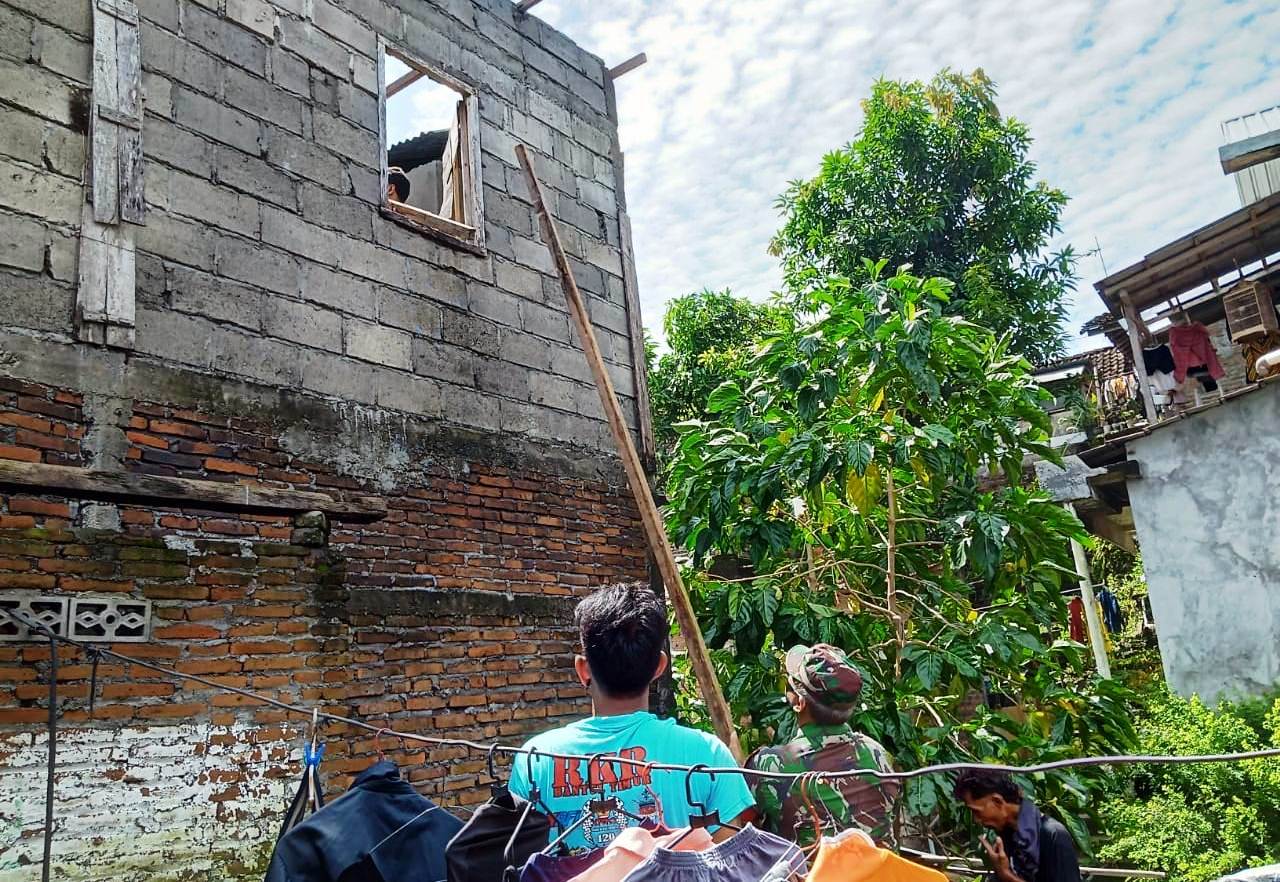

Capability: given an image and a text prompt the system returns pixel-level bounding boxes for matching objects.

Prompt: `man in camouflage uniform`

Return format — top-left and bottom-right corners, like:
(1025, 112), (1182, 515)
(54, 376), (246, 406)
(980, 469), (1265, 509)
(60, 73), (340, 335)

(746, 644), (900, 847)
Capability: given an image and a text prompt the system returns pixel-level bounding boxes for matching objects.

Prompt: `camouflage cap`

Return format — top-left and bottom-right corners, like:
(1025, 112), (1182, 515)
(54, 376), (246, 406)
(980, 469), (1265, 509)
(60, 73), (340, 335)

(785, 644), (863, 710)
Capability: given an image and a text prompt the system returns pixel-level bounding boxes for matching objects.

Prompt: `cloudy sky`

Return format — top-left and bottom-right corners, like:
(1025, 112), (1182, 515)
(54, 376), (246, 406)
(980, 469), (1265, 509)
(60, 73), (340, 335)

(534, 0), (1278, 350)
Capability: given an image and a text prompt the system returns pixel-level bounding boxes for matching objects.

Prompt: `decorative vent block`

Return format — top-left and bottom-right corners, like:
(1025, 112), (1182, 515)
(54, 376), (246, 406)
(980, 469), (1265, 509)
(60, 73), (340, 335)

(0, 596), (69, 642)
(69, 598), (151, 642)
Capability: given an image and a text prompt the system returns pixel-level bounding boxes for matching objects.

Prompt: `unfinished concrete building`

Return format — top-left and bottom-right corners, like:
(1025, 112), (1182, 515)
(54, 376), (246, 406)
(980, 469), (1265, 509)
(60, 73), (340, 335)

(0, 0), (654, 875)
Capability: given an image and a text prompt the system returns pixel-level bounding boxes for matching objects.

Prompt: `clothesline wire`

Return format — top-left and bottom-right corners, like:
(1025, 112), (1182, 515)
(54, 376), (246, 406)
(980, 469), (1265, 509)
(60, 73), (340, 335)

(8, 609), (1280, 785)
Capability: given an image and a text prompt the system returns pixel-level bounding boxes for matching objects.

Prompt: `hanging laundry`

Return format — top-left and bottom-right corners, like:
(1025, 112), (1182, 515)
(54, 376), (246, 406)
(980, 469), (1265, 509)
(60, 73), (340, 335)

(446, 785), (551, 882)
(806, 828), (946, 882)
(1067, 597), (1085, 643)
(620, 825), (805, 882)
(1167, 323), (1225, 383)
(556, 825), (712, 882)
(1097, 589), (1124, 635)
(265, 759), (462, 882)
(1188, 367), (1220, 393)
(1141, 344), (1175, 377)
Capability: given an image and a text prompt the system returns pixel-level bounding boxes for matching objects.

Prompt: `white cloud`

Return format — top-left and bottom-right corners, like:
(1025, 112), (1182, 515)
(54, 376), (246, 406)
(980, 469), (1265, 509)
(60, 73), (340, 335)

(536, 0), (1279, 349)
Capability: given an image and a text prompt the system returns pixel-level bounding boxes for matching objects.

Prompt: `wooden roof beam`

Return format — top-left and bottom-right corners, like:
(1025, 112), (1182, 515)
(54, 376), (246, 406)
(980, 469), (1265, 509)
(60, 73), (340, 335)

(1220, 127), (1280, 174)
(608, 52), (647, 80)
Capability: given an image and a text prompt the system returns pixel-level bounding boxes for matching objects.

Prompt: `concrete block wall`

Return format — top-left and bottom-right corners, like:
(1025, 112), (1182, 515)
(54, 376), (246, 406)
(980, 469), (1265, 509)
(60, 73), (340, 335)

(0, 0), (643, 453)
(0, 0), (656, 877)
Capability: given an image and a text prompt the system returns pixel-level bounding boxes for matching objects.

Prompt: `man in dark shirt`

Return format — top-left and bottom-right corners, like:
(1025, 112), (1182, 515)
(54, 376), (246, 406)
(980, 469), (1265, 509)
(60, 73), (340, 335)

(953, 770), (1081, 882)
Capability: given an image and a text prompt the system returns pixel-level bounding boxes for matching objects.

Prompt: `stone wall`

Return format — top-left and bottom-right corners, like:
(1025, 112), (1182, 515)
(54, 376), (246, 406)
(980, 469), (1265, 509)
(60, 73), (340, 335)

(1127, 380), (1280, 703)
(0, 0), (653, 876)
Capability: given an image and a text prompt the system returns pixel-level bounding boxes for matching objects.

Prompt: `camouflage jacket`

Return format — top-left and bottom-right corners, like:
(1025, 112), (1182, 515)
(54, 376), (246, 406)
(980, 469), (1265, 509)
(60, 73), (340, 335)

(745, 723), (900, 847)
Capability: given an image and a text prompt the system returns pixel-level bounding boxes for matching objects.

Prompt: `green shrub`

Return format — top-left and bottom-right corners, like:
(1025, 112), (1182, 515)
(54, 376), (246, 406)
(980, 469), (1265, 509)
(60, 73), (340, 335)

(1097, 689), (1280, 882)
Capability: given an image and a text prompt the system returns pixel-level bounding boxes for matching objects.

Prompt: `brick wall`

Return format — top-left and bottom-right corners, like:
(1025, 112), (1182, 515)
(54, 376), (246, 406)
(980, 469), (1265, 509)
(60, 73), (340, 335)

(0, 379), (647, 878)
(0, 0), (654, 872)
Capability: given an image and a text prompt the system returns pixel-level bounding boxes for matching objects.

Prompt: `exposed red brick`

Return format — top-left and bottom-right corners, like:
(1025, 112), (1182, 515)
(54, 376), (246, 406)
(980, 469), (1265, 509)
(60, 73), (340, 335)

(0, 412), (53, 433)
(0, 445), (40, 463)
(148, 420), (205, 438)
(204, 458), (258, 476)
(127, 430), (170, 450)
(154, 624), (222, 640)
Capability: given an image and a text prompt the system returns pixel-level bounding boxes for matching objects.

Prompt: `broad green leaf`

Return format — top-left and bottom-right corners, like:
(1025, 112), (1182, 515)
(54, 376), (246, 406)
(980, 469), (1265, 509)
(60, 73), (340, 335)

(916, 652), (943, 690)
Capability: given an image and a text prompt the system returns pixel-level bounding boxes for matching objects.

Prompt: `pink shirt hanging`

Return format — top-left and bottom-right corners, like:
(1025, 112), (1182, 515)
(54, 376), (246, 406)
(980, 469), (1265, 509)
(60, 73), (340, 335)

(1167, 323), (1225, 383)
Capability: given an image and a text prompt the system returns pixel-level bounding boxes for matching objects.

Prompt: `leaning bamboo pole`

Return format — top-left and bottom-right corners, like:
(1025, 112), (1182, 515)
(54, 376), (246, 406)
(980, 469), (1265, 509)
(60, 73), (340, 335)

(515, 144), (743, 761)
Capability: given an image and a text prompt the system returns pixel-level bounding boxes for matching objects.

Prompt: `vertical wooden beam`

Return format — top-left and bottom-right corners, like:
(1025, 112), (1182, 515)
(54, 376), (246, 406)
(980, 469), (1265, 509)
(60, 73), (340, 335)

(1119, 291), (1159, 424)
(464, 92), (486, 252)
(516, 144), (743, 761)
(376, 37), (389, 210)
(78, 0), (141, 350)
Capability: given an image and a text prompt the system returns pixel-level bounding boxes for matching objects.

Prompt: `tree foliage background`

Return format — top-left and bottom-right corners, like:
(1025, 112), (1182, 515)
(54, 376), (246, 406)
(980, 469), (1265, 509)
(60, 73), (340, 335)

(773, 70), (1075, 364)
(648, 290), (785, 462)
(663, 263), (1134, 847)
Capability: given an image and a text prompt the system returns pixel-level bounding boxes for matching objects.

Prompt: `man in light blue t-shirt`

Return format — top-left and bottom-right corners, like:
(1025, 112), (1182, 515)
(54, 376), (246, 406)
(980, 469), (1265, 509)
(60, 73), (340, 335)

(509, 583), (754, 854)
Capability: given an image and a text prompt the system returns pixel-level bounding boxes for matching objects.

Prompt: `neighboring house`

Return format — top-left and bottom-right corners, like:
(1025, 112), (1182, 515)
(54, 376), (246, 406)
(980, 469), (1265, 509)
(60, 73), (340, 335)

(0, 0), (653, 875)
(1074, 121), (1280, 702)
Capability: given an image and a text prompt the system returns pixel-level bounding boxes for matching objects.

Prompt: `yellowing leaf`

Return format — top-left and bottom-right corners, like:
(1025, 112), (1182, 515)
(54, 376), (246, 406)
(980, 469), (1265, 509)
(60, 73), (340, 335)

(911, 456), (929, 483)
(846, 471), (870, 515)
(907, 300), (917, 321)
(870, 388), (885, 411)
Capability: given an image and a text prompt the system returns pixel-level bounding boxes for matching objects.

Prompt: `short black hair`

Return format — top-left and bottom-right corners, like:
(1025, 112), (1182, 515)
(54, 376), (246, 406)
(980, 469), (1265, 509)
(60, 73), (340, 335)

(388, 169), (411, 202)
(953, 770), (1023, 804)
(575, 583), (666, 699)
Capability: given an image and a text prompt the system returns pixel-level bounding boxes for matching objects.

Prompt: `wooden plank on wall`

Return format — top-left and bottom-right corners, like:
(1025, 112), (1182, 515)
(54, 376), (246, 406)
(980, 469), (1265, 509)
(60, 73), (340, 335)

(464, 92), (485, 251)
(0, 459), (388, 521)
(90, 1), (120, 223)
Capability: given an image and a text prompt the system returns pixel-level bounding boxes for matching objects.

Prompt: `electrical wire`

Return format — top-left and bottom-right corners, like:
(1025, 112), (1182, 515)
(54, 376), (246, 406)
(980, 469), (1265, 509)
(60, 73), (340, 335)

(7, 609), (1280, 785)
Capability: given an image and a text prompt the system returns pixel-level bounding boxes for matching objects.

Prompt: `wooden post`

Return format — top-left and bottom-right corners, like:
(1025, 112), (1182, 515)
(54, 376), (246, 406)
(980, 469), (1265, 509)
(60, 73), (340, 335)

(516, 144), (743, 761)
(1119, 290), (1159, 425)
(1067, 518), (1112, 680)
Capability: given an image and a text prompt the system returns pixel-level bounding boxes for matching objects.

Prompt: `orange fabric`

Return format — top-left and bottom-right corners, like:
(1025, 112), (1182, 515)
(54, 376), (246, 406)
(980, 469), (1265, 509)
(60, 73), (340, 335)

(565, 827), (714, 882)
(807, 830), (947, 882)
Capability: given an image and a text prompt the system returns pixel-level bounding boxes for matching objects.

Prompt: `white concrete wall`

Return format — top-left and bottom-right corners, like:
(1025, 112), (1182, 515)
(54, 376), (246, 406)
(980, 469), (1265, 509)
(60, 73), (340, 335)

(1127, 381), (1280, 702)
(0, 723), (296, 881)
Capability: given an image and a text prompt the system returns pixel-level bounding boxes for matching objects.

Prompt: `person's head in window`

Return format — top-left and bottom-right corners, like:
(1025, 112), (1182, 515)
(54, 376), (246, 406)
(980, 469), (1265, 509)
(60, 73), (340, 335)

(574, 582), (667, 706)
(387, 167), (411, 203)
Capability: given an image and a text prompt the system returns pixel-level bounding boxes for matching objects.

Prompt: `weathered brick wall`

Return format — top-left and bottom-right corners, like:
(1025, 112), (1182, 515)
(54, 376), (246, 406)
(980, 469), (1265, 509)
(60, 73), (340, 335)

(0, 379), (647, 878)
(0, 0), (653, 875)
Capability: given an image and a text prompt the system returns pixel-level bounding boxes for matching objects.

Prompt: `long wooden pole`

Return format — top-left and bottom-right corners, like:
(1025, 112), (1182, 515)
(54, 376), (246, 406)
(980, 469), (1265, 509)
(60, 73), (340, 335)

(1066, 505), (1112, 680)
(516, 144), (744, 761)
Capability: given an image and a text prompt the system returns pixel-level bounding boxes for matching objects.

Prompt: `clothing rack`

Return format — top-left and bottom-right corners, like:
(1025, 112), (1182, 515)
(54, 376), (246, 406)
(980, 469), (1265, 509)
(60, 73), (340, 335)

(7, 608), (1280, 784)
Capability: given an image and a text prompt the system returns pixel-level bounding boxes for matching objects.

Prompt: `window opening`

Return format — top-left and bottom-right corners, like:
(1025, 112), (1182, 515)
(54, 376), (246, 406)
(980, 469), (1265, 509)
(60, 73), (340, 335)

(380, 43), (484, 251)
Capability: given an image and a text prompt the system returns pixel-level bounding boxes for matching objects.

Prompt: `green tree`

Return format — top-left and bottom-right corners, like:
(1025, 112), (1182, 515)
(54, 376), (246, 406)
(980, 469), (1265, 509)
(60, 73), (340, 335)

(1098, 690), (1280, 882)
(665, 263), (1133, 847)
(649, 289), (785, 460)
(773, 70), (1074, 364)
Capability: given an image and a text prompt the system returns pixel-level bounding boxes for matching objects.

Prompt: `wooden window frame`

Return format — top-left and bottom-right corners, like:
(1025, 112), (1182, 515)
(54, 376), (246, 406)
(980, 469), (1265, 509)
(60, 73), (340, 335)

(377, 38), (486, 255)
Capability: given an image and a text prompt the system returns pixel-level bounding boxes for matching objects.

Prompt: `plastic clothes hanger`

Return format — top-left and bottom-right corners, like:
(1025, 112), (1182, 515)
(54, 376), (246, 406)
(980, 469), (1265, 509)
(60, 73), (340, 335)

(668, 764), (742, 848)
(487, 743), (508, 799)
(503, 748), (562, 871)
